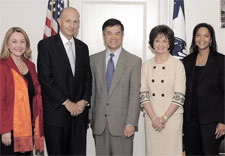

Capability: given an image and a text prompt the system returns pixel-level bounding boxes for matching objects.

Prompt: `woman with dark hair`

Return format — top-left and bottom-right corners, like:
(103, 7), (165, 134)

(140, 25), (186, 155)
(0, 27), (44, 155)
(183, 23), (225, 155)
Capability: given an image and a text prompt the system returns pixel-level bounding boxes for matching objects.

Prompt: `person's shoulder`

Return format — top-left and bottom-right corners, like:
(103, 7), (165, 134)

(166, 56), (184, 71)
(123, 49), (141, 61)
(74, 38), (88, 47)
(24, 58), (35, 67)
(170, 55), (183, 65)
(90, 51), (105, 66)
(0, 58), (7, 64)
(213, 52), (225, 64)
(90, 51), (105, 59)
(41, 35), (57, 42)
(0, 59), (7, 67)
(0, 58), (9, 71)
(38, 35), (58, 46)
(123, 51), (142, 67)
(214, 52), (225, 58)
(182, 52), (196, 63)
(142, 57), (154, 67)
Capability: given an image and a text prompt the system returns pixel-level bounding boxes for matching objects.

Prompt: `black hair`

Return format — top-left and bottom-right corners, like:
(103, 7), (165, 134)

(102, 18), (124, 32)
(149, 25), (175, 52)
(190, 23), (217, 54)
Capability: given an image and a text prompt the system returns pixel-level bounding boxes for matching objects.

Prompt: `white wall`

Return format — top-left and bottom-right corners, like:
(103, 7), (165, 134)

(1, 0), (224, 63)
(158, 0), (225, 55)
(0, 0), (224, 155)
(0, 0), (47, 63)
(185, 0), (225, 54)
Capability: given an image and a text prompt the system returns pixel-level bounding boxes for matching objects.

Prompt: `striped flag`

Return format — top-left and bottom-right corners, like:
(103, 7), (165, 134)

(171, 0), (187, 59)
(43, 0), (64, 38)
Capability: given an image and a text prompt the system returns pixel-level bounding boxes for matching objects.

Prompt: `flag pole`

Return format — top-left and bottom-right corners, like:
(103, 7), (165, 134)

(67, 0), (69, 7)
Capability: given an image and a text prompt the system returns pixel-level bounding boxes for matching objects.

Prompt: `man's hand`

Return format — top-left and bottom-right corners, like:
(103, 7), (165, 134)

(64, 100), (79, 116)
(75, 100), (87, 115)
(124, 125), (135, 137)
(65, 100), (88, 116)
(2, 132), (12, 146)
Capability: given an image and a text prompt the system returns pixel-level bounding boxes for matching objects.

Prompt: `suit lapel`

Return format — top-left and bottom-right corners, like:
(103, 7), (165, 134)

(7, 57), (21, 74)
(96, 51), (107, 94)
(108, 50), (127, 97)
(7, 57), (28, 85)
(74, 38), (80, 78)
(55, 35), (73, 76)
(198, 52), (214, 83)
(186, 53), (197, 93)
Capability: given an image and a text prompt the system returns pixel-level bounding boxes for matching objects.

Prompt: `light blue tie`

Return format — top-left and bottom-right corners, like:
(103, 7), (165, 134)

(67, 41), (75, 75)
(106, 53), (114, 94)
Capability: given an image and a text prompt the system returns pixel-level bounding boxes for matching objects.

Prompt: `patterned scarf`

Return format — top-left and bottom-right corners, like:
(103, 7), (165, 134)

(11, 69), (44, 152)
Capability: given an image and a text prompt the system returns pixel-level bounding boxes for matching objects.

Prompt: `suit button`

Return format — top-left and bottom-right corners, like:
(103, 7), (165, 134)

(153, 66), (156, 69)
(161, 93), (165, 97)
(106, 103), (109, 106)
(161, 80), (164, 83)
(152, 79), (155, 83)
(105, 114), (107, 117)
(162, 66), (165, 70)
(152, 93), (155, 96)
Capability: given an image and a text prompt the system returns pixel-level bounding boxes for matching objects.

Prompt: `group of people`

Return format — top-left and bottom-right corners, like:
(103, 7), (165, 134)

(0, 6), (224, 156)
(140, 23), (225, 156)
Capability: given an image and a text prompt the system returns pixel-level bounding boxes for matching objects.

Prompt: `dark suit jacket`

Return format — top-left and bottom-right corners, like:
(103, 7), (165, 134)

(183, 52), (224, 124)
(37, 34), (92, 127)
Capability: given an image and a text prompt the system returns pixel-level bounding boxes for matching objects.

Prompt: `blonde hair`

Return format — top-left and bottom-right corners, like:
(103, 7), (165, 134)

(0, 27), (32, 59)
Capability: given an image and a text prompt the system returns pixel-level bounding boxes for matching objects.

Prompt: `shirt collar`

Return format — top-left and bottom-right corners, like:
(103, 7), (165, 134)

(59, 31), (74, 45)
(106, 47), (122, 58)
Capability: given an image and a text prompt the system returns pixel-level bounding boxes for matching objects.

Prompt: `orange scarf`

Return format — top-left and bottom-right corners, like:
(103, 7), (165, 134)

(11, 69), (44, 152)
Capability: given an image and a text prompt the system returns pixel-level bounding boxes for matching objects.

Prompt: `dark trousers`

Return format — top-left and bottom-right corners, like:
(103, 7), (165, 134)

(0, 133), (31, 156)
(44, 117), (87, 155)
(184, 119), (222, 156)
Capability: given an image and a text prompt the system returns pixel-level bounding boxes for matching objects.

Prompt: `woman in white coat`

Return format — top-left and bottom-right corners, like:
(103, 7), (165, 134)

(140, 25), (186, 156)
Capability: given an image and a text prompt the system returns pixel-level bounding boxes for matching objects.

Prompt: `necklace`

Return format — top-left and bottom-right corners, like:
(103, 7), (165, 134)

(196, 54), (207, 66)
(15, 60), (28, 75)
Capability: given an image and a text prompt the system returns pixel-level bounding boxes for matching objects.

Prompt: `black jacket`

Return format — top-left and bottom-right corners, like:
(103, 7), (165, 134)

(37, 34), (92, 127)
(183, 52), (224, 124)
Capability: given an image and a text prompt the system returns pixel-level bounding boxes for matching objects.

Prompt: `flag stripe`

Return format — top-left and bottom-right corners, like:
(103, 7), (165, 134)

(44, 0), (64, 38)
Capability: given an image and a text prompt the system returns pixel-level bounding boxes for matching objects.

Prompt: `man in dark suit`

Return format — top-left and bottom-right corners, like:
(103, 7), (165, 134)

(37, 7), (92, 155)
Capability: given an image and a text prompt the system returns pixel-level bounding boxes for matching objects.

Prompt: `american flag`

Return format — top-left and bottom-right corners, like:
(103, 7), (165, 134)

(171, 0), (187, 59)
(43, 0), (64, 38)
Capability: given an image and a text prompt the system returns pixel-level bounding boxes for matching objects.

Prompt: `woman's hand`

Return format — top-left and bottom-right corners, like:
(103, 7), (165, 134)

(215, 123), (225, 139)
(152, 117), (165, 132)
(2, 132), (12, 146)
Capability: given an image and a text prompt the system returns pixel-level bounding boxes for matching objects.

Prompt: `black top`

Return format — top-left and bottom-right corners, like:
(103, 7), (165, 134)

(190, 65), (205, 119)
(23, 71), (35, 119)
(183, 52), (224, 124)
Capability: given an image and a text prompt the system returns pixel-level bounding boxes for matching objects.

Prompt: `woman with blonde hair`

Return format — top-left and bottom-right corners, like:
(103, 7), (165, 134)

(0, 27), (44, 155)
